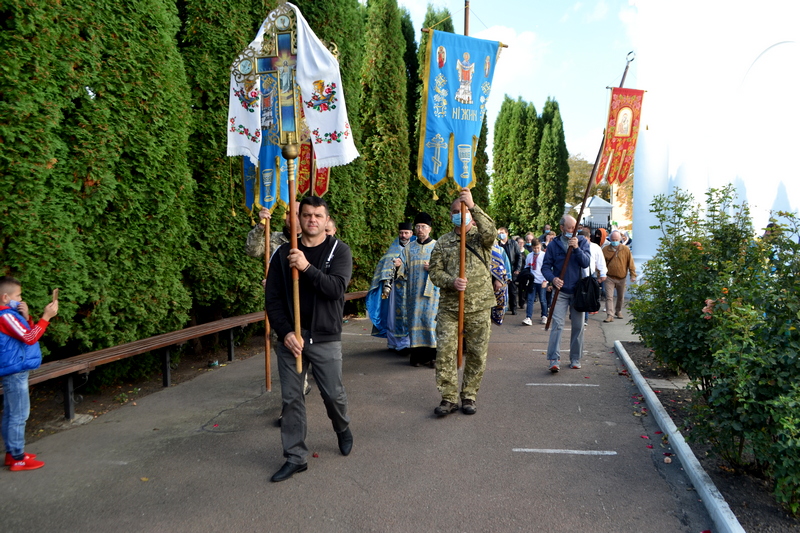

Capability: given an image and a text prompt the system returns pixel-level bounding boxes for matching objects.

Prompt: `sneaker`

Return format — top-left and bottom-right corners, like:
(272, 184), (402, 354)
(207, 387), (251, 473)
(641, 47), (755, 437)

(541, 316), (548, 325)
(569, 362), (582, 369)
(549, 362), (560, 373)
(9, 458), (44, 471)
(461, 399), (477, 415)
(434, 400), (459, 417)
(522, 317), (532, 326)
(603, 316), (614, 323)
(4, 452), (36, 466)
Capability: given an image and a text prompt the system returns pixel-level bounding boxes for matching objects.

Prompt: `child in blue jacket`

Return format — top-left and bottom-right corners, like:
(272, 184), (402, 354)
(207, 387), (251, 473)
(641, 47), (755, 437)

(0, 276), (58, 471)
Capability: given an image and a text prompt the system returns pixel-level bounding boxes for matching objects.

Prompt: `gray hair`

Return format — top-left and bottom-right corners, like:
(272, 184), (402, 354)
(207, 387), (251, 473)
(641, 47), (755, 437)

(609, 230), (622, 239)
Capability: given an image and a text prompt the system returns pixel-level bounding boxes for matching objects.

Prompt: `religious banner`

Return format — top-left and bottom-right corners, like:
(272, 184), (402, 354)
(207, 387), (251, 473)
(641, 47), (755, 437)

(228, 2), (359, 215)
(313, 165), (330, 197)
(297, 141), (313, 195)
(597, 87), (645, 185)
(418, 30), (501, 190)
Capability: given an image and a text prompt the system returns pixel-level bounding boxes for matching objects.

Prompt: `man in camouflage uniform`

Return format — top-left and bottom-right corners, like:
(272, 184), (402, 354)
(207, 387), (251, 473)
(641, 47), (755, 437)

(245, 204), (297, 259)
(428, 188), (496, 416)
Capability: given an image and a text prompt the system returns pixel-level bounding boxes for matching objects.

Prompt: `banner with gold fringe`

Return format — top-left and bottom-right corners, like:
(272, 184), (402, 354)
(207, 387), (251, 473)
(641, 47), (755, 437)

(597, 87), (645, 185)
(418, 30), (501, 190)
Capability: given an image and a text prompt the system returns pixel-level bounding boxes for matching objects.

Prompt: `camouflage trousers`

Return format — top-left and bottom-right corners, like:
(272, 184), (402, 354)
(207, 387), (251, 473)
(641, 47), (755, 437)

(435, 307), (492, 403)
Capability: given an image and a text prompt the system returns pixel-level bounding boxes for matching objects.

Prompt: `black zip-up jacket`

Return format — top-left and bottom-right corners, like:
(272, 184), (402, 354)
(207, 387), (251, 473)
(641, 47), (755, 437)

(265, 235), (353, 344)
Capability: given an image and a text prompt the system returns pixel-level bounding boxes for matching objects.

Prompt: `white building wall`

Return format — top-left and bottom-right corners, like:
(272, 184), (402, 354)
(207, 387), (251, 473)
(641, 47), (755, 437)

(631, 0), (800, 274)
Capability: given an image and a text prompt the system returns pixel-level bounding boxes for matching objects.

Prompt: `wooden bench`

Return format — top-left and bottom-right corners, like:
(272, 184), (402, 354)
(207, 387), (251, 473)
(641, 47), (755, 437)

(1, 290), (368, 419)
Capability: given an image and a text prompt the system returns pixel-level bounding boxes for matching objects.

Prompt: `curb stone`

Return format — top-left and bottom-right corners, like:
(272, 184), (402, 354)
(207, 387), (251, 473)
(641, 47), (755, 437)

(614, 340), (746, 533)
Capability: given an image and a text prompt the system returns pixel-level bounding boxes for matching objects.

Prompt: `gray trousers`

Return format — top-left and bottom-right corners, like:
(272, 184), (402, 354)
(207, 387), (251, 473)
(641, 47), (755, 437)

(546, 291), (584, 366)
(276, 336), (349, 465)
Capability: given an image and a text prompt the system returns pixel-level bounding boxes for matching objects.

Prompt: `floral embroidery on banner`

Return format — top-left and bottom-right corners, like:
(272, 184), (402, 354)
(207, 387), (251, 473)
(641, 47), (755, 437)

(229, 118), (261, 143)
(234, 84), (259, 113)
(305, 80), (338, 112)
(312, 122), (351, 144)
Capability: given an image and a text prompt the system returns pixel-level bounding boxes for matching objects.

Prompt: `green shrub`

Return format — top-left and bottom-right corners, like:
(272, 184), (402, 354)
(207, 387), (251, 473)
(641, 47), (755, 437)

(630, 185), (800, 513)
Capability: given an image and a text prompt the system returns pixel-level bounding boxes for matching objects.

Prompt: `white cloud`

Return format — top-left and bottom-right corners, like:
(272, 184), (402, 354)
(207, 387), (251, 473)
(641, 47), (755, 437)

(587, 0), (610, 22)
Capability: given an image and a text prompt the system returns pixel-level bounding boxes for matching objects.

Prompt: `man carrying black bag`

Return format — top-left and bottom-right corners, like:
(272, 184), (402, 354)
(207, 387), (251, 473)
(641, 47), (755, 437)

(541, 215), (591, 372)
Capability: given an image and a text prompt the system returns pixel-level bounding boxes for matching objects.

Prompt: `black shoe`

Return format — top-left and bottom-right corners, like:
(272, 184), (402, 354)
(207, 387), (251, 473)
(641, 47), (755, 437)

(434, 400), (459, 417)
(270, 461), (307, 482)
(509, 310), (517, 315)
(461, 399), (477, 415)
(274, 415), (282, 428)
(337, 427), (353, 456)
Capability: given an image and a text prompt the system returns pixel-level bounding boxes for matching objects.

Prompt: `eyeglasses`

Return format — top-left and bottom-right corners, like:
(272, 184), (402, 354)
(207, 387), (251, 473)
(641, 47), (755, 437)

(414, 224), (430, 229)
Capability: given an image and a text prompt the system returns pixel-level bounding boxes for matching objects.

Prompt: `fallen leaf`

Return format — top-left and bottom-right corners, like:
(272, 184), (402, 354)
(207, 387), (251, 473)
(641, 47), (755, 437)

(213, 424), (219, 428)
(641, 435), (650, 439)
(646, 445), (653, 449)
(141, 477), (149, 482)
(312, 452), (319, 458)
(655, 431), (663, 434)
(664, 457), (672, 464)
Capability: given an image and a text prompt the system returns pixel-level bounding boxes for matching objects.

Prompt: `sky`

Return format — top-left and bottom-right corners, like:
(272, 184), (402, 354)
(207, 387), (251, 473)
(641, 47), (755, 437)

(397, 0), (638, 162)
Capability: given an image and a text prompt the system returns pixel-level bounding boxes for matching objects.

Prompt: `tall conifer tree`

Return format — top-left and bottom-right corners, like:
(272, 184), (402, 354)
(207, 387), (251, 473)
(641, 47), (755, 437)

(178, 0), (271, 326)
(360, 0), (410, 260)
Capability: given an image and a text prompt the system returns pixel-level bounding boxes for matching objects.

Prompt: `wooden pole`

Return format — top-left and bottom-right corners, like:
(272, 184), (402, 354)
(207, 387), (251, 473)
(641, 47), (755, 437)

(283, 143), (303, 374)
(545, 52), (635, 330)
(263, 218), (272, 392)
(454, 0), (472, 370)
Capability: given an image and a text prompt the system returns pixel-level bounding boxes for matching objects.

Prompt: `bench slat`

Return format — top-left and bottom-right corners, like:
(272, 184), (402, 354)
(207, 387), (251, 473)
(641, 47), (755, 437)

(1, 290), (368, 394)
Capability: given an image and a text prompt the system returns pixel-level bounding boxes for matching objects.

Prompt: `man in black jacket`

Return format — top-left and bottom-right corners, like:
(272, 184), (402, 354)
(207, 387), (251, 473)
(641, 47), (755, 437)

(265, 196), (353, 482)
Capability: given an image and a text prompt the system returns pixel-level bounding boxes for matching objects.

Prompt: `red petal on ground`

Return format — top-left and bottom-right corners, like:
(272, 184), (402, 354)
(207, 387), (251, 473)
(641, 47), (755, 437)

(646, 445), (653, 449)
(655, 431), (663, 434)
(312, 452), (319, 458)
(641, 435), (650, 439)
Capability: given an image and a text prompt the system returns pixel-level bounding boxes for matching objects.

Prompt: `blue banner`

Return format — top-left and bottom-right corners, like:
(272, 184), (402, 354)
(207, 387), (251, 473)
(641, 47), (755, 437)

(242, 71), (295, 215)
(418, 30), (501, 190)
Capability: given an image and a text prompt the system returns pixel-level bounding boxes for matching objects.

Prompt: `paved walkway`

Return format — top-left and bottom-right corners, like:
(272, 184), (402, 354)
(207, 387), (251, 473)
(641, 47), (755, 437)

(0, 306), (714, 532)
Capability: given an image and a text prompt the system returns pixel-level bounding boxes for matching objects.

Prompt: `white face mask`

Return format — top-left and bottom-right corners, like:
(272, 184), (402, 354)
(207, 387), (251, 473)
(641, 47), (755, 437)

(7, 300), (21, 310)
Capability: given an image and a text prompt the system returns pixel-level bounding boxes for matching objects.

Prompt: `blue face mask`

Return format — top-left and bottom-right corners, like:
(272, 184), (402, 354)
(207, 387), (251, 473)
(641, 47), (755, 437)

(610, 241), (620, 247)
(498, 233), (507, 241)
(7, 300), (20, 310)
(451, 213), (472, 227)
(564, 232), (573, 238)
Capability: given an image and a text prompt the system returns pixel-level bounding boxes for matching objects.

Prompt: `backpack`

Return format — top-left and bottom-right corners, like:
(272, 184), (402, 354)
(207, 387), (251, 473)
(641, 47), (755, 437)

(573, 275), (601, 313)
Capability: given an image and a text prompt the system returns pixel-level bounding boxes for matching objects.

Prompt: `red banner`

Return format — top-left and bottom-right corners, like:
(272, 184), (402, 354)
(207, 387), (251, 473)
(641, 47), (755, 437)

(597, 88), (645, 185)
(297, 141), (313, 195)
(313, 166), (330, 197)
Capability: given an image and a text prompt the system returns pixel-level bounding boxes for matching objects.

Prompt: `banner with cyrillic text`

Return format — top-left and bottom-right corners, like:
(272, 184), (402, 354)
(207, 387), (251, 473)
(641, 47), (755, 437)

(418, 30), (501, 190)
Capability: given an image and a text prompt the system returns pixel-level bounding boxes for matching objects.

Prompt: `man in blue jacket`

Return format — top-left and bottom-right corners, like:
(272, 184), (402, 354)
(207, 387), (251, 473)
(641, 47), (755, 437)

(541, 215), (591, 372)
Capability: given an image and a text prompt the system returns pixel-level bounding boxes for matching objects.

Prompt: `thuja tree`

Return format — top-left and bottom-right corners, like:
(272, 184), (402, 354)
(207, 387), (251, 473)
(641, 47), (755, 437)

(536, 106), (568, 230)
(177, 0), (270, 328)
(294, 0), (371, 288)
(490, 97), (543, 235)
(359, 0), (410, 264)
(0, 0), (89, 352)
(1, 0), (194, 370)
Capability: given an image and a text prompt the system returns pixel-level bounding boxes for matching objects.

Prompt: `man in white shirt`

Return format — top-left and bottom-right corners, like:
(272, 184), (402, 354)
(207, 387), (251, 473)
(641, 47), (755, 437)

(581, 228), (608, 324)
(522, 239), (549, 325)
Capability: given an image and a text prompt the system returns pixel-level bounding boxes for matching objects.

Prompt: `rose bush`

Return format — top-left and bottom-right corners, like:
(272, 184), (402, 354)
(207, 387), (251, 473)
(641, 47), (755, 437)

(630, 185), (800, 513)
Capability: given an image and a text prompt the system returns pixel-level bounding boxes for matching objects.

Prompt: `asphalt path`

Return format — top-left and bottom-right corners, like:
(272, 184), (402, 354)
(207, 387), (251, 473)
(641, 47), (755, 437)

(0, 308), (713, 532)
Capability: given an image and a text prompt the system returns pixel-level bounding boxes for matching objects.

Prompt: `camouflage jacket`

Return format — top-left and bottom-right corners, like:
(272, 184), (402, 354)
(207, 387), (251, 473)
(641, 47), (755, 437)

(429, 204), (497, 313)
(245, 225), (290, 258)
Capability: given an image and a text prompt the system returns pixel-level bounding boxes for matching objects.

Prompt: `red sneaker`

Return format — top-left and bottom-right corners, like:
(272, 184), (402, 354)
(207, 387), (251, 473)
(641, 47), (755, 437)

(9, 458), (45, 471)
(4, 452), (37, 466)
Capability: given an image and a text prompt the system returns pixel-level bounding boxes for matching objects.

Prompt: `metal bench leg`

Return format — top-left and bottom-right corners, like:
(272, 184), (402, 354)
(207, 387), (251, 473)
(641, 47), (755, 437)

(63, 374), (75, 420)
(163, 347), (171, 388)
(228, 329), (235, 362)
